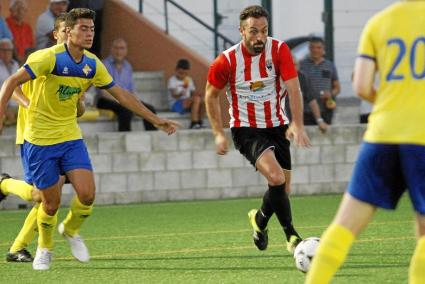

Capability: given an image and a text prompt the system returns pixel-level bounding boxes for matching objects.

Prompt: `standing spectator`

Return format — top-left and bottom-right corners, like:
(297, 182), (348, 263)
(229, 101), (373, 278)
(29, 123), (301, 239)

(35, 0), (68, 50)
(168, 59), (204, 129)
(288, 57), (328, 133)
(300, 37), (340, 124)
(67, 0), (104, 57)
(0, 3), (13, 41)
(6, 0), (34, 64)
(0, 38), (19, 129)
(96, 38), (157, 131)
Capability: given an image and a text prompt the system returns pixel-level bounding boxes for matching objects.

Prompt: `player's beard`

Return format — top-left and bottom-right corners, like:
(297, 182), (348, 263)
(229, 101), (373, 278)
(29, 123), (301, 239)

(252, 40), (265, 55)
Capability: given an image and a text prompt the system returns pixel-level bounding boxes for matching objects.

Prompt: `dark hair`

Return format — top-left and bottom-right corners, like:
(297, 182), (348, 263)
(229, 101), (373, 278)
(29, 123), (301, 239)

(54, 12), (67, 31)
(65, 8), (96, 29)
(309, 36), (325, 45)
(239, 5), (269, 23)
(176, 59), (190, 70)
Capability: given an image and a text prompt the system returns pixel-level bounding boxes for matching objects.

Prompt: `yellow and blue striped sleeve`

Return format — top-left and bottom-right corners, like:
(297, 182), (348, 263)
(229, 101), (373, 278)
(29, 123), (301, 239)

(93, 58), (115, 89)
(357, 18), (377, 61)
(23, 49), (55, 79)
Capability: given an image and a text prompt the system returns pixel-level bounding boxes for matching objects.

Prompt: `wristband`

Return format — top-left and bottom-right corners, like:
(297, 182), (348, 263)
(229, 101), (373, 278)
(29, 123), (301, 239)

(316, 118), (324, 124)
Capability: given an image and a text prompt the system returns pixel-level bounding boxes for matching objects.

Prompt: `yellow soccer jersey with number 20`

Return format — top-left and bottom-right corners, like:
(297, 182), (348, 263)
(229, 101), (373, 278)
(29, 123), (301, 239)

(22, 43), (114, 145)
(358, 1), (425, 145)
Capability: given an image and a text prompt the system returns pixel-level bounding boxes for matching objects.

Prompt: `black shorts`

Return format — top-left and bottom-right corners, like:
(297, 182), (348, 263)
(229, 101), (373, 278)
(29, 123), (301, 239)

(231, 126), (291, 170)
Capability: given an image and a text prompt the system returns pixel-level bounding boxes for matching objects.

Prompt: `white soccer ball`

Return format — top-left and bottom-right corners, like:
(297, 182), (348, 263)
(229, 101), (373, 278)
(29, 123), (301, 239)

(294, 237), (320, 273)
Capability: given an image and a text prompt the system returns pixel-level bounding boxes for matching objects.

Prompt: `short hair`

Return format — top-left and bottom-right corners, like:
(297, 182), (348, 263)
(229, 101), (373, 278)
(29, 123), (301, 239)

(54, 12), (67, 31)
(239, 5), (269, 23)
(176, 59), (190, 70)
(309, 36), (325, 45)
(65, 8), (96, 29)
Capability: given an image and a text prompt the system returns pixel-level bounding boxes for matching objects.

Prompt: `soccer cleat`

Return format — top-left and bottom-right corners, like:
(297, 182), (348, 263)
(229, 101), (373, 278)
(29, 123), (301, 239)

(58, 222), (90, 262)
(248, 209), (268, 251)
(32, 248), (52, 270)
(0, 173), (11, 203)
(6, 248), (34, 262)
(287, 235), (302, 255)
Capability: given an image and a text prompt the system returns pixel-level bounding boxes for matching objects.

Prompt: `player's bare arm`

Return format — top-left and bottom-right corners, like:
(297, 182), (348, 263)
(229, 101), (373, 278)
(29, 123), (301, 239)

(205, 82), (228, 155)
(106, 85), (180, 135)
(12, 86), (29, 109)
(285, 77), (311, 147)
(76, 95), (85, 117)
(353, 57), (376, 103)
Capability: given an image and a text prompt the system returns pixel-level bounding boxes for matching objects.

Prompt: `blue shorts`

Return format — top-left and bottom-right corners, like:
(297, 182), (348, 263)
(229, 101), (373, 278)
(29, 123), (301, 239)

(348, 142), (425, 214)
(21, 139), (92, 189)
(171, 99), (190, 114)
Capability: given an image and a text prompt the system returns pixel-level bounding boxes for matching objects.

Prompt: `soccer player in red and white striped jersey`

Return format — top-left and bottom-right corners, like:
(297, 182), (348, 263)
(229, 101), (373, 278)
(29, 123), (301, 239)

(206, 5), (310, 254)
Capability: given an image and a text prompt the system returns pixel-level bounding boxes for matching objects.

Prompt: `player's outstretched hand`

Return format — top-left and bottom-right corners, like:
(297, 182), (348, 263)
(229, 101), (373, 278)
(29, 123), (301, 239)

(286, 124), (311, 147)
(214, 133), (228, 155)
(155, 119), (182, 135)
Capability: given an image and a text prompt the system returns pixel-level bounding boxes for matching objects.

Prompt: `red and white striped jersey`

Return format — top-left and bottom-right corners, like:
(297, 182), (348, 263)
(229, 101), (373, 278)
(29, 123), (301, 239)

(208, 37), (298, 128)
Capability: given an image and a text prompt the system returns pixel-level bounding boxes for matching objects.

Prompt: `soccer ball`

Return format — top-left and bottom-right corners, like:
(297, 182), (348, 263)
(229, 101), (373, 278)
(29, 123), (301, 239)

(294, 237), (320, 273)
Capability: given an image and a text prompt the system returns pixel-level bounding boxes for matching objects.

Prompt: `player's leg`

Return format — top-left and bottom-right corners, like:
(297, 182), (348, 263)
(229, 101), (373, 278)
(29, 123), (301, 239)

(306, 142), (403, 284)
(58, 139), (94, 262)
(33, 181), (61, 270)
(256, 149), (301, 252)
(0, 173), (36, 202)
(400, 144), (425, 283)
(305, 193), (375, 284)
(409, 214), (425, 284)
(7, 176), (65, 262)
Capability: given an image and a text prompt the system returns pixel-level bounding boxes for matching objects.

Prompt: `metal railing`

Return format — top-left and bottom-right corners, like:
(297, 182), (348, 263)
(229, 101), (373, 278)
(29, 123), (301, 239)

(138, 0), (235, 57)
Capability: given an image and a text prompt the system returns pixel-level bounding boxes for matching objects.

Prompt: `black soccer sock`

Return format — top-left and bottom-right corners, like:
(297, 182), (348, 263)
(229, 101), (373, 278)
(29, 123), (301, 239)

(268, 183), (301, 241)
(255, 189), (273, 230)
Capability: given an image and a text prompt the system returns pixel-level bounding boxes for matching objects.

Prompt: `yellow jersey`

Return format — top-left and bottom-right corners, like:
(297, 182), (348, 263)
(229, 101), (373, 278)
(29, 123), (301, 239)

(22, 43), (114, 145)
(358, 1), (425, 145)
(15, 81), (32, 145)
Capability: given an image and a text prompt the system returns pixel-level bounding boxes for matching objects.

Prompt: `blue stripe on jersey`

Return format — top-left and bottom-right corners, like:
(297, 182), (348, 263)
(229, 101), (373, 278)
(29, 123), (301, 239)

(98, 81), (116, 89)
(23, 64), (36, 79)
(51, 51), (97, 79)
(358, 54), (376, 61)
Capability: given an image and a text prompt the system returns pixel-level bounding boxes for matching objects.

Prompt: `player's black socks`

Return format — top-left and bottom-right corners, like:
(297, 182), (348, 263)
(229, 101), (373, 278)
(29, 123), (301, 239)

(268, 183), (300, 241)
(255, 189), (273, 230)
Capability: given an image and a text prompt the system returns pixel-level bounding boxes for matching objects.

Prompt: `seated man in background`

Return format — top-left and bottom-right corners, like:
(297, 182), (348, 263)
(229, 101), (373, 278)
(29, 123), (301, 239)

(35, 0), (68, 50)
(96, 38), (157, 131)
(0, 38), (19, 130)
(6, 0), (34, 64)
(168, 58), (204, 129)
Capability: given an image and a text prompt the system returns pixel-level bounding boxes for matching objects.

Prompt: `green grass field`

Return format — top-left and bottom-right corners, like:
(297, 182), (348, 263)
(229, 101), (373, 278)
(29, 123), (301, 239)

(0, 194), (416, 283)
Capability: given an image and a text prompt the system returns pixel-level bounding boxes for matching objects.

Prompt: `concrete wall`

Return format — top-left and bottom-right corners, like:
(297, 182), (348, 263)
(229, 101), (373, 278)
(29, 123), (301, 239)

(0, 125), (365, 209)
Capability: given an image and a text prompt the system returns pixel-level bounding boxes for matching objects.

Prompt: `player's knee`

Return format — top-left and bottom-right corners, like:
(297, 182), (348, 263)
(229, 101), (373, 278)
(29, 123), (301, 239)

(31, 188), (42, 203)
(78, 191), (95, 206)
(266, 170), (285, 186)
(43, 201), (60, 215)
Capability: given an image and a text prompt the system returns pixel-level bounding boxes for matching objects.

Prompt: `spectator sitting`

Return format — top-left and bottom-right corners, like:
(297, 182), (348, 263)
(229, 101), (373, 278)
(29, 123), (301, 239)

(0, 2), (13, 41)
(35, 0), (68, 50)
(0, 38), (19, 128)
(300, 37), (340, 124)
(96, 38), (157, 132)
(168, 59), (204, 129)
(6, 0), (34, 64)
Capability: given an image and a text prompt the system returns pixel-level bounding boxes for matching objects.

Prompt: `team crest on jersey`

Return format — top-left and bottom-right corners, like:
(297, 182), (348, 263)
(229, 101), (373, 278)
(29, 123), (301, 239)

(82, 64), (92, 76)
(249, 81), (265, 92)
(266, 59), (273, 71)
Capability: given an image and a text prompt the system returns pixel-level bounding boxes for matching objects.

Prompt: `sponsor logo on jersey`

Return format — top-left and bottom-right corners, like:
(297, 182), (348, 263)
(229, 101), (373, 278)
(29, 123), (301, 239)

(249, 81), (265, 92)
(56, 84), (82, 101)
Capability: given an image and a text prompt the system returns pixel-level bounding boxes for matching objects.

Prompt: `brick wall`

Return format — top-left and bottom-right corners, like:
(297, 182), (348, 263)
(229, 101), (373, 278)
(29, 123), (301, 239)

(0, 125), (365, 209)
